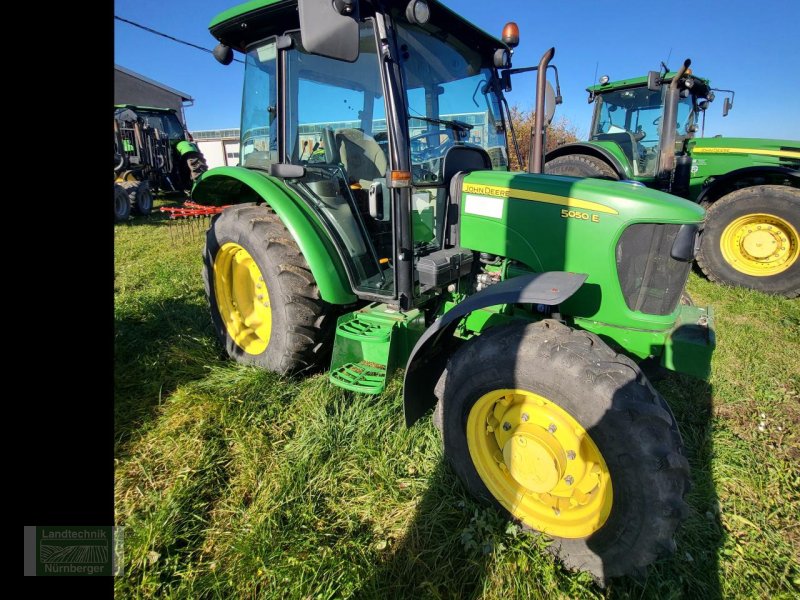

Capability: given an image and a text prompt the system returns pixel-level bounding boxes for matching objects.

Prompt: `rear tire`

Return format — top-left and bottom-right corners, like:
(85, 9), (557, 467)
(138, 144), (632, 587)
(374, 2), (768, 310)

(697, 185), (799, 297)
(128, 181), (153, 216)
(114, 183), (130, 223)
(545, 154), (620, 180)
(439, 320), (690, 583)
(202, 203), (333, 373)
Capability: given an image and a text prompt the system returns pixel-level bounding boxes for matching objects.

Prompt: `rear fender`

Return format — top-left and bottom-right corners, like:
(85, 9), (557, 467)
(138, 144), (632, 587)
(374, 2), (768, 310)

(193, 166), (357, 305)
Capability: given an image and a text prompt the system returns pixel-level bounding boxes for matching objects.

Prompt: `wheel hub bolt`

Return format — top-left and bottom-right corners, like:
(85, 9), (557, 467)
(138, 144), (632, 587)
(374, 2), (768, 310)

(548, 423), (557, 433)
(502, 422), (512, 431)
(521, 413), (529, 422)
(565, 475), (574, 486)
(566, 450), (576, 460)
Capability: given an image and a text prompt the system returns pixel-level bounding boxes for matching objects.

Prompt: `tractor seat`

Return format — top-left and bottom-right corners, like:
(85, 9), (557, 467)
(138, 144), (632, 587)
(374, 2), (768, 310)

(335, 129), (388, 188)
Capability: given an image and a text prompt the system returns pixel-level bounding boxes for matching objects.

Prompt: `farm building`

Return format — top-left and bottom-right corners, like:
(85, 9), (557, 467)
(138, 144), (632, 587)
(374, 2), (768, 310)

(114, 65), (194, 127)
(191, 129), (241, 169)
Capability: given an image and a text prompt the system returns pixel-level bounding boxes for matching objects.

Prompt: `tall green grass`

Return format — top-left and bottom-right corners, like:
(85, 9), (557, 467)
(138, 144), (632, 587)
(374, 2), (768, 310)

(115, 208), (799, 598)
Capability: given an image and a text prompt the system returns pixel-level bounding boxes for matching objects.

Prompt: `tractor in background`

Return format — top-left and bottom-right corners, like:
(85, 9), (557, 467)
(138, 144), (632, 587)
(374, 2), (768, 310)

(546, 61), (799, 297)
(189, 0), (717, 583)
(114, 105), (209, 222)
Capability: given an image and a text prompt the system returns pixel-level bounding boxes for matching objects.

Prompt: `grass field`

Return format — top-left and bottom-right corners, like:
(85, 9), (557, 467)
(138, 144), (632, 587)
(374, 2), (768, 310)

(115, 205), (799, 599)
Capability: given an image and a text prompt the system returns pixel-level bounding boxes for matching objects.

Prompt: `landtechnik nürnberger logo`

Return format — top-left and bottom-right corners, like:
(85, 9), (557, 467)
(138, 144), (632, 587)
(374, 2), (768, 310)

(24, 526), (124, 576)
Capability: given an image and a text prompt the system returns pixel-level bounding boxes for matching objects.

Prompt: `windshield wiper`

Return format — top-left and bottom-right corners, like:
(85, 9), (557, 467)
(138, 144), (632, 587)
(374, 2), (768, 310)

(409, 114), (474, 134)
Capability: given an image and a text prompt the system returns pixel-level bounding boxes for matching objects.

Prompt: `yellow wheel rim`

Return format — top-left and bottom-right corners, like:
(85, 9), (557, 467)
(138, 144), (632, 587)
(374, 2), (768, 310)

(720, 213), (799, 277)
(213, 242), (272, 355)
(466, 389), (612, 538)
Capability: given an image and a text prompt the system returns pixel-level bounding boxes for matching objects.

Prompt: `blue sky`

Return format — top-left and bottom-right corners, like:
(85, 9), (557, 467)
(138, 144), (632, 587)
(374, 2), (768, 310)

(115, 0), (800, 139)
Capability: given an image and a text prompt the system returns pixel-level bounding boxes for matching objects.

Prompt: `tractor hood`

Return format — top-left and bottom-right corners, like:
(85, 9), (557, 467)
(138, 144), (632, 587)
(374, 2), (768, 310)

(458, 170), (705, 226)
(456, 170), (705, 329)
(689, 137), (800, 166)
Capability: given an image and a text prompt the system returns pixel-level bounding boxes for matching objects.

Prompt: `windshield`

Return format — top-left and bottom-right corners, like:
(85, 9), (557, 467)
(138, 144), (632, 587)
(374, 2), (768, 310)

(395, 22), (507, 185)
(592, 85), (697, 177)
(593, 87), (697, 143)
(140, 112), (185, 141)
(592, 87), (664, 147)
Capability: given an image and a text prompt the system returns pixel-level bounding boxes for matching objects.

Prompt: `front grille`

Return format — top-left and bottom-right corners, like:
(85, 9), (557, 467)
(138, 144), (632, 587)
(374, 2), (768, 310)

(616, 223), (692, 316)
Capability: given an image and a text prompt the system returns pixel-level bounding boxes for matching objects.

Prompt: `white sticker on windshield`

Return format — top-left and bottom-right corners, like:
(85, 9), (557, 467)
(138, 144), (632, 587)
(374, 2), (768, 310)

(464, 194), (504, 219)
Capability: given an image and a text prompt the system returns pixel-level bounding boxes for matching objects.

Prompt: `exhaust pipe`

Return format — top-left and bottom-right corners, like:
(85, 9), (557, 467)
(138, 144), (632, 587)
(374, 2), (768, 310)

(656, 58), (691, 191)
(528, 46), (555, 174)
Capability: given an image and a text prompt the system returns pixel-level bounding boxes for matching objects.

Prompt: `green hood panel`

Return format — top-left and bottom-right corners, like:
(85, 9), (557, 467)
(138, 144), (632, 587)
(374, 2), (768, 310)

(192, 166), (357, 305)
(460, 170), (704, 223)
(457, 170), (703, 333)
(690, 137), (800, 160)
(688, 137), (800, 186)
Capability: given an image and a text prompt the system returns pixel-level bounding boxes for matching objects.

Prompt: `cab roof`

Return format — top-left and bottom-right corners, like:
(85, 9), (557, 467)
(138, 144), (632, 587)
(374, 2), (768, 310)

(114, 104), (179, 114)
(209, 0), (508, 55)
(587, 71), (710, 94)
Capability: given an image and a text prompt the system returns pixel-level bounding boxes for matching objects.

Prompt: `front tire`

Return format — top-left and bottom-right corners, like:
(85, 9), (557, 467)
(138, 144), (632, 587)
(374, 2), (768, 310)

(439, 320), (690, 583)
(202, 203), (332, 373)
(697, 185), (799, 297)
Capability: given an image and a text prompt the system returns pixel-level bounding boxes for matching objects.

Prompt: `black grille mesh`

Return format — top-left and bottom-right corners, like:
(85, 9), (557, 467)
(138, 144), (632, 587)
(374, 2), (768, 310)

(616, 223), (691, 316)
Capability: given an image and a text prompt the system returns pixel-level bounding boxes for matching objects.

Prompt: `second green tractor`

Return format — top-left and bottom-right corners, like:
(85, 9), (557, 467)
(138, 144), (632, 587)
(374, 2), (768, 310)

(192, 0), (717, 584)
(546, 61), (799, 297)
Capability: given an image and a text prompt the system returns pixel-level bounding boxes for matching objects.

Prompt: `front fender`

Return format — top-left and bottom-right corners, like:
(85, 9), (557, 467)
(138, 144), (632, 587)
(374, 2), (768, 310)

(193, 166), (357, 305)
(176, 140), (202, 156)
(403, 271), (587, 426)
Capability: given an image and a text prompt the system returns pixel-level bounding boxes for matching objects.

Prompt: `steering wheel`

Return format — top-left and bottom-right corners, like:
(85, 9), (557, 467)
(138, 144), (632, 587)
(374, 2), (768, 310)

(652, 116), (662, 126)
(410, 130), (454, 160)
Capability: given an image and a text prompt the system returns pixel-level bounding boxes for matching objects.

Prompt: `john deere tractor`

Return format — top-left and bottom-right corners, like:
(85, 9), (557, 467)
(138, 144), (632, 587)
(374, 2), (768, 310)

(546, 61), (800, 297)
(193, 0), (716, 582)
(114, 105), (209, 222)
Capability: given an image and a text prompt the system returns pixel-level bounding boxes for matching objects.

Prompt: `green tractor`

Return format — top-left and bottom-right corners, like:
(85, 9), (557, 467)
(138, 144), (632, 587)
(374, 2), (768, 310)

(545, 61), (800, 297)
(114, 105), (209, 222)
(193, 0), (716, 582)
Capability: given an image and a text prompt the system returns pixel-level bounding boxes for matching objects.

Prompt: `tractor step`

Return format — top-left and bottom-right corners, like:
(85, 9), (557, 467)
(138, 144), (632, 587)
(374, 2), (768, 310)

(329, 361), (388, 394)
(328, 304), (425, 395)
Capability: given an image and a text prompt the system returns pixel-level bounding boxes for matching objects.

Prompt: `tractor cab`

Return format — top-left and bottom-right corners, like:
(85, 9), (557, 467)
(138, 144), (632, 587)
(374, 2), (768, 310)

(204, 0), (544, 308)
(586, 66), (714, 179)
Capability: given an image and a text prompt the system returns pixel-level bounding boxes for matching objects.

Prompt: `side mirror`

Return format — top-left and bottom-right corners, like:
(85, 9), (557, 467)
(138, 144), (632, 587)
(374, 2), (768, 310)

(213, 44), (233, 66)
(647, 70), (661, 91)
(723, 97), (732, 117)
(542, 81), (556, 126)
(298, 0), (360, 62)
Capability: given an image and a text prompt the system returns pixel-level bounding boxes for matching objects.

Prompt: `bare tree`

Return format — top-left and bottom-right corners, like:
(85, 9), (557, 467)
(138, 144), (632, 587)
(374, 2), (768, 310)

(506, 105), (579, 171)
